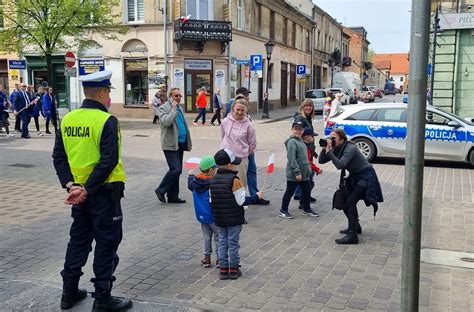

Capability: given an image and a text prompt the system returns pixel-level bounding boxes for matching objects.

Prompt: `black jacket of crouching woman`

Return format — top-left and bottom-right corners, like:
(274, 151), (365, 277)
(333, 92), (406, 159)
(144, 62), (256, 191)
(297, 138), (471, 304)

(319, 140), (383, 244)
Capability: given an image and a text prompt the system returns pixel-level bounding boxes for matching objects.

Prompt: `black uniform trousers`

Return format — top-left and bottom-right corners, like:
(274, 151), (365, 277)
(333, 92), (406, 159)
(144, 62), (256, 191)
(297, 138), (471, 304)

(61, 183), (123, 301)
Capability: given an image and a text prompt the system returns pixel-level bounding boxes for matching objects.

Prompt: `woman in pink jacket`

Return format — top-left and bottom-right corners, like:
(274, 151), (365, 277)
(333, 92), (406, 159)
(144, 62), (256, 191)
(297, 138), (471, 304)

(220, 99), (256, 188)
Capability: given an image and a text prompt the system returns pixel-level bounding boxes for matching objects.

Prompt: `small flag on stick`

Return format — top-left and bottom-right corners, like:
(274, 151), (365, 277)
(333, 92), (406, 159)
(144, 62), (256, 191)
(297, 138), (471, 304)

(184, 157), (201, 169)
(266, 153), (275, 174)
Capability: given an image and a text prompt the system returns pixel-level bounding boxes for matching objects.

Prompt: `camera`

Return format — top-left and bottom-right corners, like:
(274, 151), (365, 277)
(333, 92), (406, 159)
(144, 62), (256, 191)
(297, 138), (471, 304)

(319, 137), (336, 147)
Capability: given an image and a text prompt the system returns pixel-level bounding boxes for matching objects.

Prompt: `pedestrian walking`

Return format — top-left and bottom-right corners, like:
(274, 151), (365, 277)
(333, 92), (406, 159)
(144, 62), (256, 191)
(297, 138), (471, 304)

(210, 149), (263, 280)
(193, 86), (208, 126)
(318, 128), (383, 244)
(219, 98), (256, 189)
(10, 84), (21, 132)
(13, 83), (36, 139)
(210, 88), (223, 125)
(188, 156), (219, 268)
(155, 87), (192, 204)
(151, 89), (163, 124)
(30, 85), (43, 136)
(52, 70), (132, 311)
(330, 93), (343, 118)
(0, 85), (14, 138)
(42, 87), (58, 134)
(279, 119), (317, 219)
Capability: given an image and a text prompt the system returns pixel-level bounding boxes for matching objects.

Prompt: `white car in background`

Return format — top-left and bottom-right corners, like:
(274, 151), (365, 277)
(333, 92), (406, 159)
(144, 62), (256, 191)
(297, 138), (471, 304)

(325, 103), (474, 165)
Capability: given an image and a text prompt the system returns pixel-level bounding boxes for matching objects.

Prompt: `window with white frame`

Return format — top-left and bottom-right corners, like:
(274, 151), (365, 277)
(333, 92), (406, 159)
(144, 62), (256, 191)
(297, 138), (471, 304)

(237, 0), (244, 29)
(127, 0), (144, 23)
(187, 0), (213, 20)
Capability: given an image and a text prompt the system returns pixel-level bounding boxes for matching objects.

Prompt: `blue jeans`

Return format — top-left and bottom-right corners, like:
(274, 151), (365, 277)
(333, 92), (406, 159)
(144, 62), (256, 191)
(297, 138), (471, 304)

(247, 153), (259, 195)
(201, 223), (219, 257)
(217, 224), (242, 268)
(157, 143), (185, 200)
(194, 108), (206, 124)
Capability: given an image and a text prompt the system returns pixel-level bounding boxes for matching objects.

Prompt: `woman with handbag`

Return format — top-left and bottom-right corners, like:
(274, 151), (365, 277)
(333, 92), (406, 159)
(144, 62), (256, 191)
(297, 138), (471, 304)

(319, 128), (383, 245)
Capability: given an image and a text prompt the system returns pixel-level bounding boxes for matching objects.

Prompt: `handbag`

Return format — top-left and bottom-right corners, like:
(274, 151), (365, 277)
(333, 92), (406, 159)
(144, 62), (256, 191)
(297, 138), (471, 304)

(332, 169), (347, 210)
(332, 142), (348, 210)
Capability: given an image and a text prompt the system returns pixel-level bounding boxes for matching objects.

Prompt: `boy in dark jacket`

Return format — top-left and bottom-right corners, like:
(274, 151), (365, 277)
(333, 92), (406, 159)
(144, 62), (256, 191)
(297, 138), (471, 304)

(188, 156), (219, 268)
(280, 119), (318, 219)
(210, 149), (263, 280)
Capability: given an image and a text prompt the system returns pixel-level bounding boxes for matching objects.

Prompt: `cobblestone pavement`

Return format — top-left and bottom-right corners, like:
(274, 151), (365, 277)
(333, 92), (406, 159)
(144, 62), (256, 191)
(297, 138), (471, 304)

(0, 115), (473, 312)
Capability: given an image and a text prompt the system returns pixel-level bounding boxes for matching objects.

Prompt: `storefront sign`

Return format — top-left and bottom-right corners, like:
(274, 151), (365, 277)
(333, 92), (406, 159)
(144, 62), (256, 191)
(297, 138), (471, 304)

(174, 68), (184, 87)
(440, 13), (474, 30)
(185, 59), (212, 70)
(215, 69), (225, 87)
(9, 69), (19, 80)
(125, 59), (148, 71)
(8, 60), (26, 69)
(79, 59), (105, 75)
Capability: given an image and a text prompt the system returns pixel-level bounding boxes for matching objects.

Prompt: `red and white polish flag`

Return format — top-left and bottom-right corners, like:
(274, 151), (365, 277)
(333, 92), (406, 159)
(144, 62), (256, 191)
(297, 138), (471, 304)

(266, 153), (275, 174)
(184, 157), (201, 169)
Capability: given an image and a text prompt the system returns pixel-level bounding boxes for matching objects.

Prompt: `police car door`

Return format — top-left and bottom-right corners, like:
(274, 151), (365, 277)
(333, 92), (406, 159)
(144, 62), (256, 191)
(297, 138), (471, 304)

(369, 107), (407, 155)
(425, 109), (467, 160)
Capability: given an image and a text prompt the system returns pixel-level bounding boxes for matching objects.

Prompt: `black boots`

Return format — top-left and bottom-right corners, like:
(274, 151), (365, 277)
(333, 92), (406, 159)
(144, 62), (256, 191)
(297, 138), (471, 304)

(60, 288), (88, 310)
(92, 296), (132, 312)
(340, 223), (362, 234)
(335, 232), (359, 244)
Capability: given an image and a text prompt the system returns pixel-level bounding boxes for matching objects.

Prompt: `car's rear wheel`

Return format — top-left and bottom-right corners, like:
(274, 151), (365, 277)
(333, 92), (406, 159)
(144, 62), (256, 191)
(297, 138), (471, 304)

(469, 149), (474, 166)
(353, 138), (377, 162)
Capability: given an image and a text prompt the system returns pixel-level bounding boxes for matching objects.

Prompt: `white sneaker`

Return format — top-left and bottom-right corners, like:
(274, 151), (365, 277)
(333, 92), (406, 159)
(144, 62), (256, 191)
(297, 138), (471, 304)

(7, 133), (15, 138)
(243, 205), (248, 211)
(37, 131), (43, 136)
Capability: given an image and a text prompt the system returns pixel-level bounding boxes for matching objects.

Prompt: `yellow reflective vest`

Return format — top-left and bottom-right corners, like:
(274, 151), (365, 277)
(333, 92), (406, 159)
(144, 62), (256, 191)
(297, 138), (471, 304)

(61, 108), (126, 185)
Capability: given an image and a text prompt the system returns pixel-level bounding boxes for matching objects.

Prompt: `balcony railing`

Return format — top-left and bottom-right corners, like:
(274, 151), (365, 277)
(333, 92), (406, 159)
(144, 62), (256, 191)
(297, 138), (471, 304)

(174, 19), (232, 53)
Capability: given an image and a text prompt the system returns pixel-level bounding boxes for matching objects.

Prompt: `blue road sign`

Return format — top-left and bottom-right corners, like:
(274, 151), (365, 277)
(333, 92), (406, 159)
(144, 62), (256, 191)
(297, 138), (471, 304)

(296, 65), (306, 75)
(8, 60), (26, 69)
(250, 55), (263, 71)
(235, 59), (250, 65)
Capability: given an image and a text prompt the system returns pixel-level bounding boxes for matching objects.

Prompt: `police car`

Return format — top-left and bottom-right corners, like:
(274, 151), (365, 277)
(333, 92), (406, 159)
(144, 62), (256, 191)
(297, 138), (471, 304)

(325, 103), (474, 166)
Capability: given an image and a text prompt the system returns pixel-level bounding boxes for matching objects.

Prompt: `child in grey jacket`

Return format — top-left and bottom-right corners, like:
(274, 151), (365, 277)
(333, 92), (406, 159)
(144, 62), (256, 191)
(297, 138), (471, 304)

(279, 119), (318, 219)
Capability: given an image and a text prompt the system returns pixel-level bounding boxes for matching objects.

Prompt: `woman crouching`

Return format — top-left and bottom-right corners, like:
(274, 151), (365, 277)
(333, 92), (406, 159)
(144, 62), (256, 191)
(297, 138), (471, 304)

(319, 128), (383, 244)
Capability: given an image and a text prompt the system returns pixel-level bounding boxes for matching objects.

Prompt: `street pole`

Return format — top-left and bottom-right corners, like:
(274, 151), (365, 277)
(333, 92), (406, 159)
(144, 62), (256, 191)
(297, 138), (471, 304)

(262, 56), (270, 119)
(401, 0), (430, 311)
(164, 0), (168, 85)
(429, 4), (439, 105)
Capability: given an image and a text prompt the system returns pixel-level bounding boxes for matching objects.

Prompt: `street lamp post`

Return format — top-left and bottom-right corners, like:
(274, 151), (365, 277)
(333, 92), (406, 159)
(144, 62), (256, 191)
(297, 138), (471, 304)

(262, 40), (275, 119)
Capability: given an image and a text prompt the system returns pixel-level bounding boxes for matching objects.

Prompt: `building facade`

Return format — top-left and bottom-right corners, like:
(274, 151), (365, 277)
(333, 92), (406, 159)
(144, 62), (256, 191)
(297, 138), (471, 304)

(60, 0), (316, 117)
(373, 53), (409, 91)
(343, 26), (370, 86)
(431, 0), (474, 118)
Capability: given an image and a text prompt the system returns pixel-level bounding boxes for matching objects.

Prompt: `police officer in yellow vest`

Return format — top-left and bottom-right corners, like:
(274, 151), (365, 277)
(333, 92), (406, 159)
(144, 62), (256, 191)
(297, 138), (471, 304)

(52, 70), (132, 312)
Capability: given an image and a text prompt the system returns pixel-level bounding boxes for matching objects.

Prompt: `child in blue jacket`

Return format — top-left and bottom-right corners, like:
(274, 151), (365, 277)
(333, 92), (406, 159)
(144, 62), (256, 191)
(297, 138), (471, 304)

(188, 156), (219, 268)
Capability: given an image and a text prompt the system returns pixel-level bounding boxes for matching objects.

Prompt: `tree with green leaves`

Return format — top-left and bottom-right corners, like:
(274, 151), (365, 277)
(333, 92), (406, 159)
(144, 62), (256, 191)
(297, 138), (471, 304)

(0, 0), (127, 91)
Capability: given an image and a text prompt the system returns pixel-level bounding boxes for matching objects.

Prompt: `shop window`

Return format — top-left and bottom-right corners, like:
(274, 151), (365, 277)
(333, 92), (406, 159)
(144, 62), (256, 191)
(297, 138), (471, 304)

(124, 59), (148, 105)
(127, 0), (144, 23)
(187, 0), (213, 20)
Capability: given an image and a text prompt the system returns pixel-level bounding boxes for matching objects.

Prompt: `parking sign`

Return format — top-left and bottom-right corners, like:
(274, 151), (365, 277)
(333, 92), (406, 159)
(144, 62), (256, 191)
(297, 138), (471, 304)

(250, 54), (263, 78)
(296, 65), (306, 78)
(250, 55), (263, 71)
